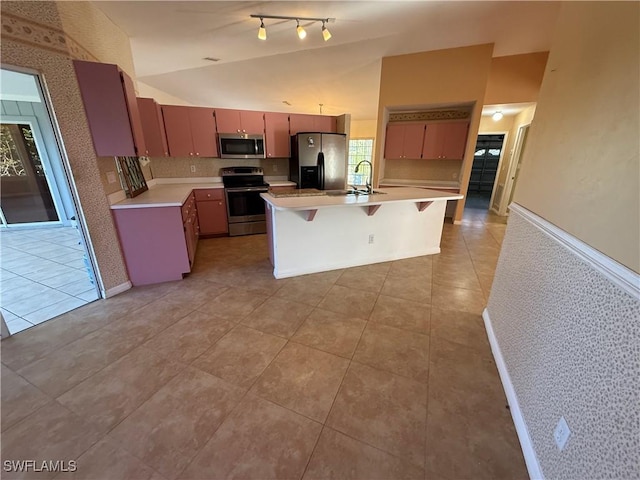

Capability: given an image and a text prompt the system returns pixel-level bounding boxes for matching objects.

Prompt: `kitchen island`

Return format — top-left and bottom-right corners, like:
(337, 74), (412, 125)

(261, 187), (463, 278)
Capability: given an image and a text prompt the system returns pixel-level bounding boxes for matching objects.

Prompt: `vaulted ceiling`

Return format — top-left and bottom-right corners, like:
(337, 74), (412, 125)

(95, 1), (561, 120)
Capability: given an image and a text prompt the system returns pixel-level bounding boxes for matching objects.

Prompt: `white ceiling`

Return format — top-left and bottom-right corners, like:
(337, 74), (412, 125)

(95, 1), (561, 120)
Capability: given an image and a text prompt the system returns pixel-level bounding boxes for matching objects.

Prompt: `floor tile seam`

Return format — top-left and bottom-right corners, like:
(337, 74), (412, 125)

(0, 398), (105, 460)
(173, 355), (294, 479)
(348, 356), (430, 385)
(313, 424), (428, 475)
(0, 373), (57, 433)
(247, 385), (329, 426)
(22, 297), (93, 323)
(0, 280), (81, 311)
(324, 420), (426, 471)
(82, 351), (191, 441)
(25, 337), (143, 400)
(103, 368), (222, 480)
(3, 321), (105, 373)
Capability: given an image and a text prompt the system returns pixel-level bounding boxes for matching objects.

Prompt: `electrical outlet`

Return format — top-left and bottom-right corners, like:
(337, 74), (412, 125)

(553, 416), (571, 451)
(106, 171), (117, 184)
(452, 172), (458, 179)
(190, 165), (196, 173)
(368, 234), (375, 244)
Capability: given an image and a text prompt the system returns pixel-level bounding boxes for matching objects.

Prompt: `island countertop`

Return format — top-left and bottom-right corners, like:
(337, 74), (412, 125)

(261, 187), (463, 211)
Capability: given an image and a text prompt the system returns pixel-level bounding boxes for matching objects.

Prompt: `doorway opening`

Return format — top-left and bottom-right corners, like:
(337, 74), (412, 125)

(0, 68), (99, 336)
(492, 124), (530, 215)
(465, 134), (505, 211)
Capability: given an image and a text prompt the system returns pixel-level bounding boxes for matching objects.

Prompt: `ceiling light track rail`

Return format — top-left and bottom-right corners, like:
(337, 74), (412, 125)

(250, 14), (334, 41)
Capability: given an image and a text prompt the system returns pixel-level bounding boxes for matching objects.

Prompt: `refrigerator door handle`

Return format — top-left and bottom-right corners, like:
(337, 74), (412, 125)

(317, 152), (325, 190)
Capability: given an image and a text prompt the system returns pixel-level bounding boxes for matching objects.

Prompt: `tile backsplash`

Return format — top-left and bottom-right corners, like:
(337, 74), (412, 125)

(150, 157), (289, 179)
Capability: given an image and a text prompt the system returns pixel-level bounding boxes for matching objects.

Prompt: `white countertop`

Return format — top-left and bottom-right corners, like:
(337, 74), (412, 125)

(261, 187), (463, 211)
(379, 178), (460, 190)
(111, 182), (224, 209)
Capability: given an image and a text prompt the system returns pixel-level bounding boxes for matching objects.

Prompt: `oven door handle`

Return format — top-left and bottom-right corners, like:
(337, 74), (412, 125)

(225, 186), (269, 193)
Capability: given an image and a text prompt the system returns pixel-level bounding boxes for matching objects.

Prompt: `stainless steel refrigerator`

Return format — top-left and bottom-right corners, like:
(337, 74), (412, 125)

(290, 133), (347, 190)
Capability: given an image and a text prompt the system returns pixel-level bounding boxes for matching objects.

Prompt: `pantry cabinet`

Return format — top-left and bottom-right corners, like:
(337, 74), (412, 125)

(422, 121), (469, 160)
(162, 105), (218, 157)
(73, 60), (146, 157)
(264, 112), (291, 158)
(195, 188), (228, 235)
(215, 109), (264, 134)
(384, 123), (426, 159)
(137, 97), (169, 157)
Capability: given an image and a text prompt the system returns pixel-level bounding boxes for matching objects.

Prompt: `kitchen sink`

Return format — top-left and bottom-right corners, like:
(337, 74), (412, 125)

(325, 189), (387, 196)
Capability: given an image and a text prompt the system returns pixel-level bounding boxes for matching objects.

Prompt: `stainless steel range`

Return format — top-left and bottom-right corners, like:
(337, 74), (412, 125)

(221, 166), (269, 236)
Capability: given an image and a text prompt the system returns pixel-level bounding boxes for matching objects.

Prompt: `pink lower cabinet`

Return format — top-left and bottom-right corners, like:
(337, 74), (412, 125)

(112, 199), (198, 286)
(195, 188), (228, 235)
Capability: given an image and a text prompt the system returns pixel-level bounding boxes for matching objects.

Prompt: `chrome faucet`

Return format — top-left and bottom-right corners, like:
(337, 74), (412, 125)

(354, 160), (373, 194)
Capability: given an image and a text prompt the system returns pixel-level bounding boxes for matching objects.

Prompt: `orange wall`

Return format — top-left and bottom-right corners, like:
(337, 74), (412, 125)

(374, 43), (494, 221)
(484, 52), (548, 105)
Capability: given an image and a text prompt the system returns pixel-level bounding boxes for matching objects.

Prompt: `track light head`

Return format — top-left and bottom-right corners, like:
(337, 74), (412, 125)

(296, 20), (306, 39)
(322, 20), (331, 41)
(258, 18), (267, 40)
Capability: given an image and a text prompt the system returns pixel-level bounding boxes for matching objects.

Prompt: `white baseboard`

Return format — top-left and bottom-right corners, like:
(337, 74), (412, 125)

(482, 308), (544, 480)
(103, 281), (132, 298)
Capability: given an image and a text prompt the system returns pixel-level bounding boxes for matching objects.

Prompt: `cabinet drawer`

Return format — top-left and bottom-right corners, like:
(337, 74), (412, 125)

(195, 188), (223, 201)
(181, 193), (196, 221)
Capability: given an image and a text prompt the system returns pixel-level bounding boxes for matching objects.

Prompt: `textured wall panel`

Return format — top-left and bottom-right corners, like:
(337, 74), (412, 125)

(487, 206), (640, 479)
(1, 2), (130, 292)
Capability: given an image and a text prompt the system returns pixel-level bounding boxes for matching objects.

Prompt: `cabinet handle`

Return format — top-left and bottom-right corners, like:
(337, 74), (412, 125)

(196, 152), (199, 156)
(242, 129), (246, 133)
(207, 194), (211, 198)
(218, 202), (222, 206)
(236, 129), (240, 133)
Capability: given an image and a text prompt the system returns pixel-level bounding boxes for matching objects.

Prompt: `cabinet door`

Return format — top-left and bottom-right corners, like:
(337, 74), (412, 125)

(239, 111), (265, 134)
(402, 123), (426, 159)
(197, 199), (228, 235)
(264, 112), (290, 158)
(314, 115), (337, 133)
(422, 123), (446, 159)
(214, 109), (242, 133)
(189, 107), (218, 157)
(120, 71), (146, 156)
(441, 121), (469, 159)
(162, 105), (194, 157)
(137, 98), (168, 157)
(384, 124), (405, 159)
(289, 114), (315, 135)
(73, 60), (136, 156)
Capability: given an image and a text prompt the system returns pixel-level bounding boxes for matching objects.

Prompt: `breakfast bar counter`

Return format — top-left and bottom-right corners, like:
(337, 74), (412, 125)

(261, 187), (463, 278)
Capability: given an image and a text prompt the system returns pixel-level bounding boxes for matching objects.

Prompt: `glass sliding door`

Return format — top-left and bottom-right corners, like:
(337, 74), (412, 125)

(0, 122), (60, 225)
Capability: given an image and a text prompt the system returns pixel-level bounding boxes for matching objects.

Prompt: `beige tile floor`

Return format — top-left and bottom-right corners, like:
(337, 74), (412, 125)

(0, 227), (99, 334)
(0, 208), (527, 480)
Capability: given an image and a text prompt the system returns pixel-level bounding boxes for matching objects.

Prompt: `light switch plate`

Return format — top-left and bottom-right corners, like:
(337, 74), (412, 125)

(554, 416), (571, 451)
(106, 171), (117, 184)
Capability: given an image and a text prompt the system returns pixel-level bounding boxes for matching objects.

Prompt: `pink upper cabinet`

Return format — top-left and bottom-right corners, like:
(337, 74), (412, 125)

(314, 115), (337, 133)
(189, 107), (218, 157)
(422, 121), (469, 160)
(137, 97), (168, 157)
(162, 105), (193, 157)
(264, 112), (290, 158)
(289, 114), (315, 135)
(215, 109), (264, 135)
(73, 60), (138, 157)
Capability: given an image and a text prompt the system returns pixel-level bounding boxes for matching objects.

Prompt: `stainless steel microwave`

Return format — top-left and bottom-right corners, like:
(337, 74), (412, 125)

(218, 133), (265, 159)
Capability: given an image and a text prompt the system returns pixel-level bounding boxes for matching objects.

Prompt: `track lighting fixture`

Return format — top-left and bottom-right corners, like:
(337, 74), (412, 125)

(322, 20), (332, 41)
(296, 20), (307, 39)
(258, 18), (267, 40)
(250, 14), (335, 41)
